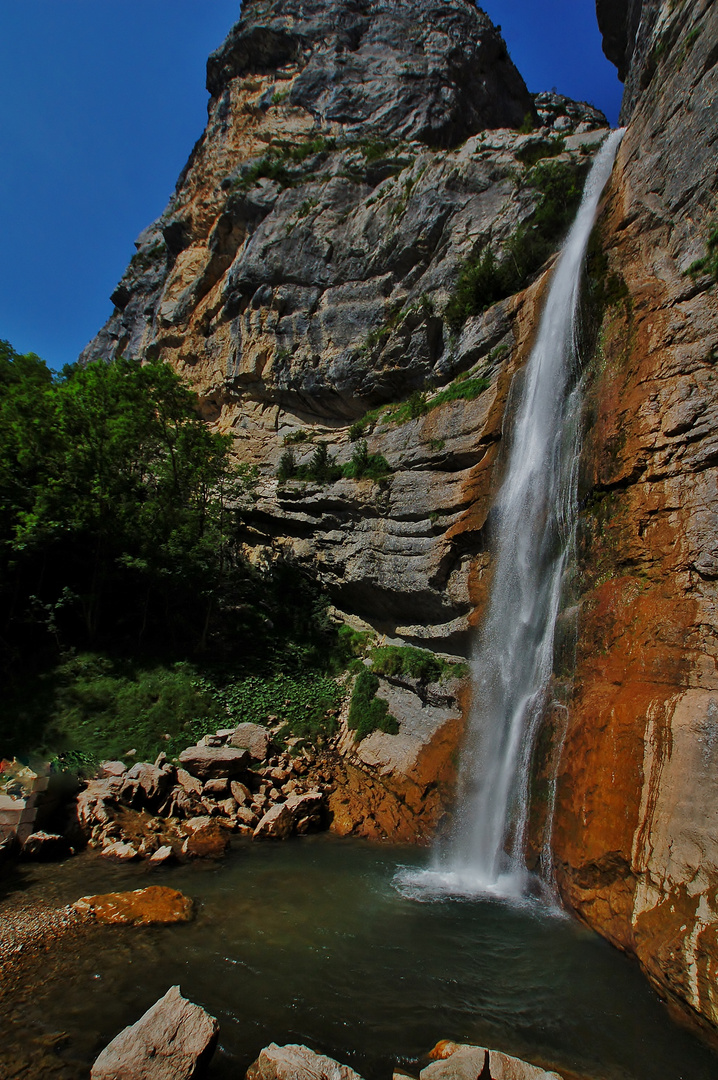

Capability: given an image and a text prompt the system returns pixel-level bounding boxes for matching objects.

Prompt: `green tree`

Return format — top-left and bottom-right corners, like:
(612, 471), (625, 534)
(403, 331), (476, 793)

(0, 349), (254, 657)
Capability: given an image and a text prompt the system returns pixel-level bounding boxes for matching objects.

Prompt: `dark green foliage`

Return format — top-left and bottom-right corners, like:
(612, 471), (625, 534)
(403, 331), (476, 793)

(517, 113), (535, 135)
(445, 160), (588, 329)
(516, 137), (564, 167)
(347, 370), (491, 439)
(3, 547), (349, 760)
(357, 138), (400, 162)
(369, 645), (467, 683)
(348, 420), (366, 442)
(308, 442), (343, 483)
(276, 442), (343, 485)
(336, 624), (374, 664)
(277, 448), (297, 481)
(444, 248), (504, 329)
(585, 230), (631, 318)
(0, 348), (254, 662)
(235, 136), (336, 190)
(283, 429), (311, 445)
(342, 440), (391, 482)
(39, 654), (222, 767)
(687, 223), (718, 283)
(199, 671), (344, 747)
(10, 651), (345, 767)
(347, 668), (399, 742)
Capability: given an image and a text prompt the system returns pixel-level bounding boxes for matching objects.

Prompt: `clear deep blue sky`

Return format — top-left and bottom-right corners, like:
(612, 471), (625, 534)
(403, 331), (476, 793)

(0, 1), (623, 371)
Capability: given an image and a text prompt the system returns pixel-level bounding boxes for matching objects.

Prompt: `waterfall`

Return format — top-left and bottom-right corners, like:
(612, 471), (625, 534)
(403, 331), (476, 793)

(397, 129), (625, 904)
(444, 129), (625, 897)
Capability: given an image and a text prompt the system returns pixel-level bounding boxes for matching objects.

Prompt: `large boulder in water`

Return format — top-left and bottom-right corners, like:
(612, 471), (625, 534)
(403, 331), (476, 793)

(247, 1043), (365, 1080)
(74, 886), (195, 926)
(91, 985), (218, 1079)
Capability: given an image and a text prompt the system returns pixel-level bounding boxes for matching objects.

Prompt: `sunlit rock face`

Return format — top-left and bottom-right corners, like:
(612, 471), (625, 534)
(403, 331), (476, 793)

(80, 0), (604, 651)
(551, 0), (718, 1034)
(79, 0), (612, 849)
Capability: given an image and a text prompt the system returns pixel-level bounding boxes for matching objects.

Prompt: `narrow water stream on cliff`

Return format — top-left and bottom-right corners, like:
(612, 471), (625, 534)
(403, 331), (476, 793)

(2, 839), (717, 1080)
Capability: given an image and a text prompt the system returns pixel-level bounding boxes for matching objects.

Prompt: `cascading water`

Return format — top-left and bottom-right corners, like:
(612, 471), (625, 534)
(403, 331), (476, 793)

(398, 129), (624, 904)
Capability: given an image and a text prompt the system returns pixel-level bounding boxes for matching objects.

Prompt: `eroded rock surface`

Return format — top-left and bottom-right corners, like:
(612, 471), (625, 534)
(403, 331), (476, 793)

(247, 1043), (364, 1080)
(81, 0), (606, 652)
(422, 1044), (563, 1080)
(74, 886), (195, 925)
(547, 0), (718, 1035)
(91, 985), (218, 1079)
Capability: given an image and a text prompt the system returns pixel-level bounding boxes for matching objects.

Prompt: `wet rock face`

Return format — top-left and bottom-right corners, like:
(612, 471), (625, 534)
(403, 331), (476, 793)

(207, 0), (534, 146)
(551, 0), (718, 1033)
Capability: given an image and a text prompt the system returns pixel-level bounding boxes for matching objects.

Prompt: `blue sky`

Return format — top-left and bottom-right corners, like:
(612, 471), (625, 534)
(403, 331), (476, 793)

(0, 1), (623, 371)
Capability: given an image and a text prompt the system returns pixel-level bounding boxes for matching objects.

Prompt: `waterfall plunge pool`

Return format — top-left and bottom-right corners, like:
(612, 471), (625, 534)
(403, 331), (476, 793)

(2, 836), (716, 1080)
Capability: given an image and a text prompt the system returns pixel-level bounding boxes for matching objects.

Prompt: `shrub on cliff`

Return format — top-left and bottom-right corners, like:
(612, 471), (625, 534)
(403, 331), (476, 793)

(347, 668), (399, 742)
(445, 159), (588, 329)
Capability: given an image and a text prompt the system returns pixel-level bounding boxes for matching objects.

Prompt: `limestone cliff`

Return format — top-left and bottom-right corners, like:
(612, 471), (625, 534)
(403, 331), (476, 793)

(549, 0), (718, 1036)
(81, 0), (718, 1039)
(81, 0), (608, 841)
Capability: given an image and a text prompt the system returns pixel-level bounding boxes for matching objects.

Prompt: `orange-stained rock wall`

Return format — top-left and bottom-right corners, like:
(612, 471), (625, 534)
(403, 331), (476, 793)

(551, 0), (718, 1031)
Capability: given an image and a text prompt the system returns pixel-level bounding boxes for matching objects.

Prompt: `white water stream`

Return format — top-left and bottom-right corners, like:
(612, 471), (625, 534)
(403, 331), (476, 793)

(399, 129), (624, 903)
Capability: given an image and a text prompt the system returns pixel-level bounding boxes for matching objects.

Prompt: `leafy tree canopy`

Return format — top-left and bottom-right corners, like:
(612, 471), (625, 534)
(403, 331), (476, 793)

(0, 344), (256, 662)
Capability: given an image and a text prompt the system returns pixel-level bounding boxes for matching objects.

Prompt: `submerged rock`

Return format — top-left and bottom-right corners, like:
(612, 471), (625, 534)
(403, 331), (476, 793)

(74, 886), (195, 925)
(247, 1043), (365, 1080)
(91, 984), (218, 1079)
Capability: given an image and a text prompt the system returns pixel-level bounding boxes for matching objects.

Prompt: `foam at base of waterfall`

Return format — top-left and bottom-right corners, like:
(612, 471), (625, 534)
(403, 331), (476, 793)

(392, 864), (566, 915)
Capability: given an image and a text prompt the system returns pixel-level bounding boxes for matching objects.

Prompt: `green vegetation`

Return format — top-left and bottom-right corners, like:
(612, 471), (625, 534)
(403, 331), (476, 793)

(12, 651), (345, 769)
(517, 113), (535, 135)
(278, 439), (391, 485)
(342, 440), (391, 481)
(348, 369), (491, 441)
(277, 442), (343, 484)
(357, 137), (400, 163)
(369, 644), (466, 683)
(283, 429), (312, 445)
(687, 222), (718, 284)
(586, 231), (631, 314)
(0, 345), (255, 659)
(516, 137), (565, 167)
(347, 668), (399, 742)
(445, 159), (588, 329)
(198, 671), (344, 747)
(1, 340), (350, 763)
(297, 197), (319, 218)
(234, 136), (336, 191)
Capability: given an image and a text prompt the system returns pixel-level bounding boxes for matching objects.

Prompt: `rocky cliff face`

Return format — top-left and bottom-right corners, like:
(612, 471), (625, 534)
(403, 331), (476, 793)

(82, 0), (718, 1038)
(550, 0), (718, 1035)
(81, 0), (608, 841)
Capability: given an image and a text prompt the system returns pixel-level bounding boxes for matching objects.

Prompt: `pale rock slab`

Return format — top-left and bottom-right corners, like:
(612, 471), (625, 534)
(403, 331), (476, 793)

(91, 985), (218, 1079)
(247, 1043), (364, 1080)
